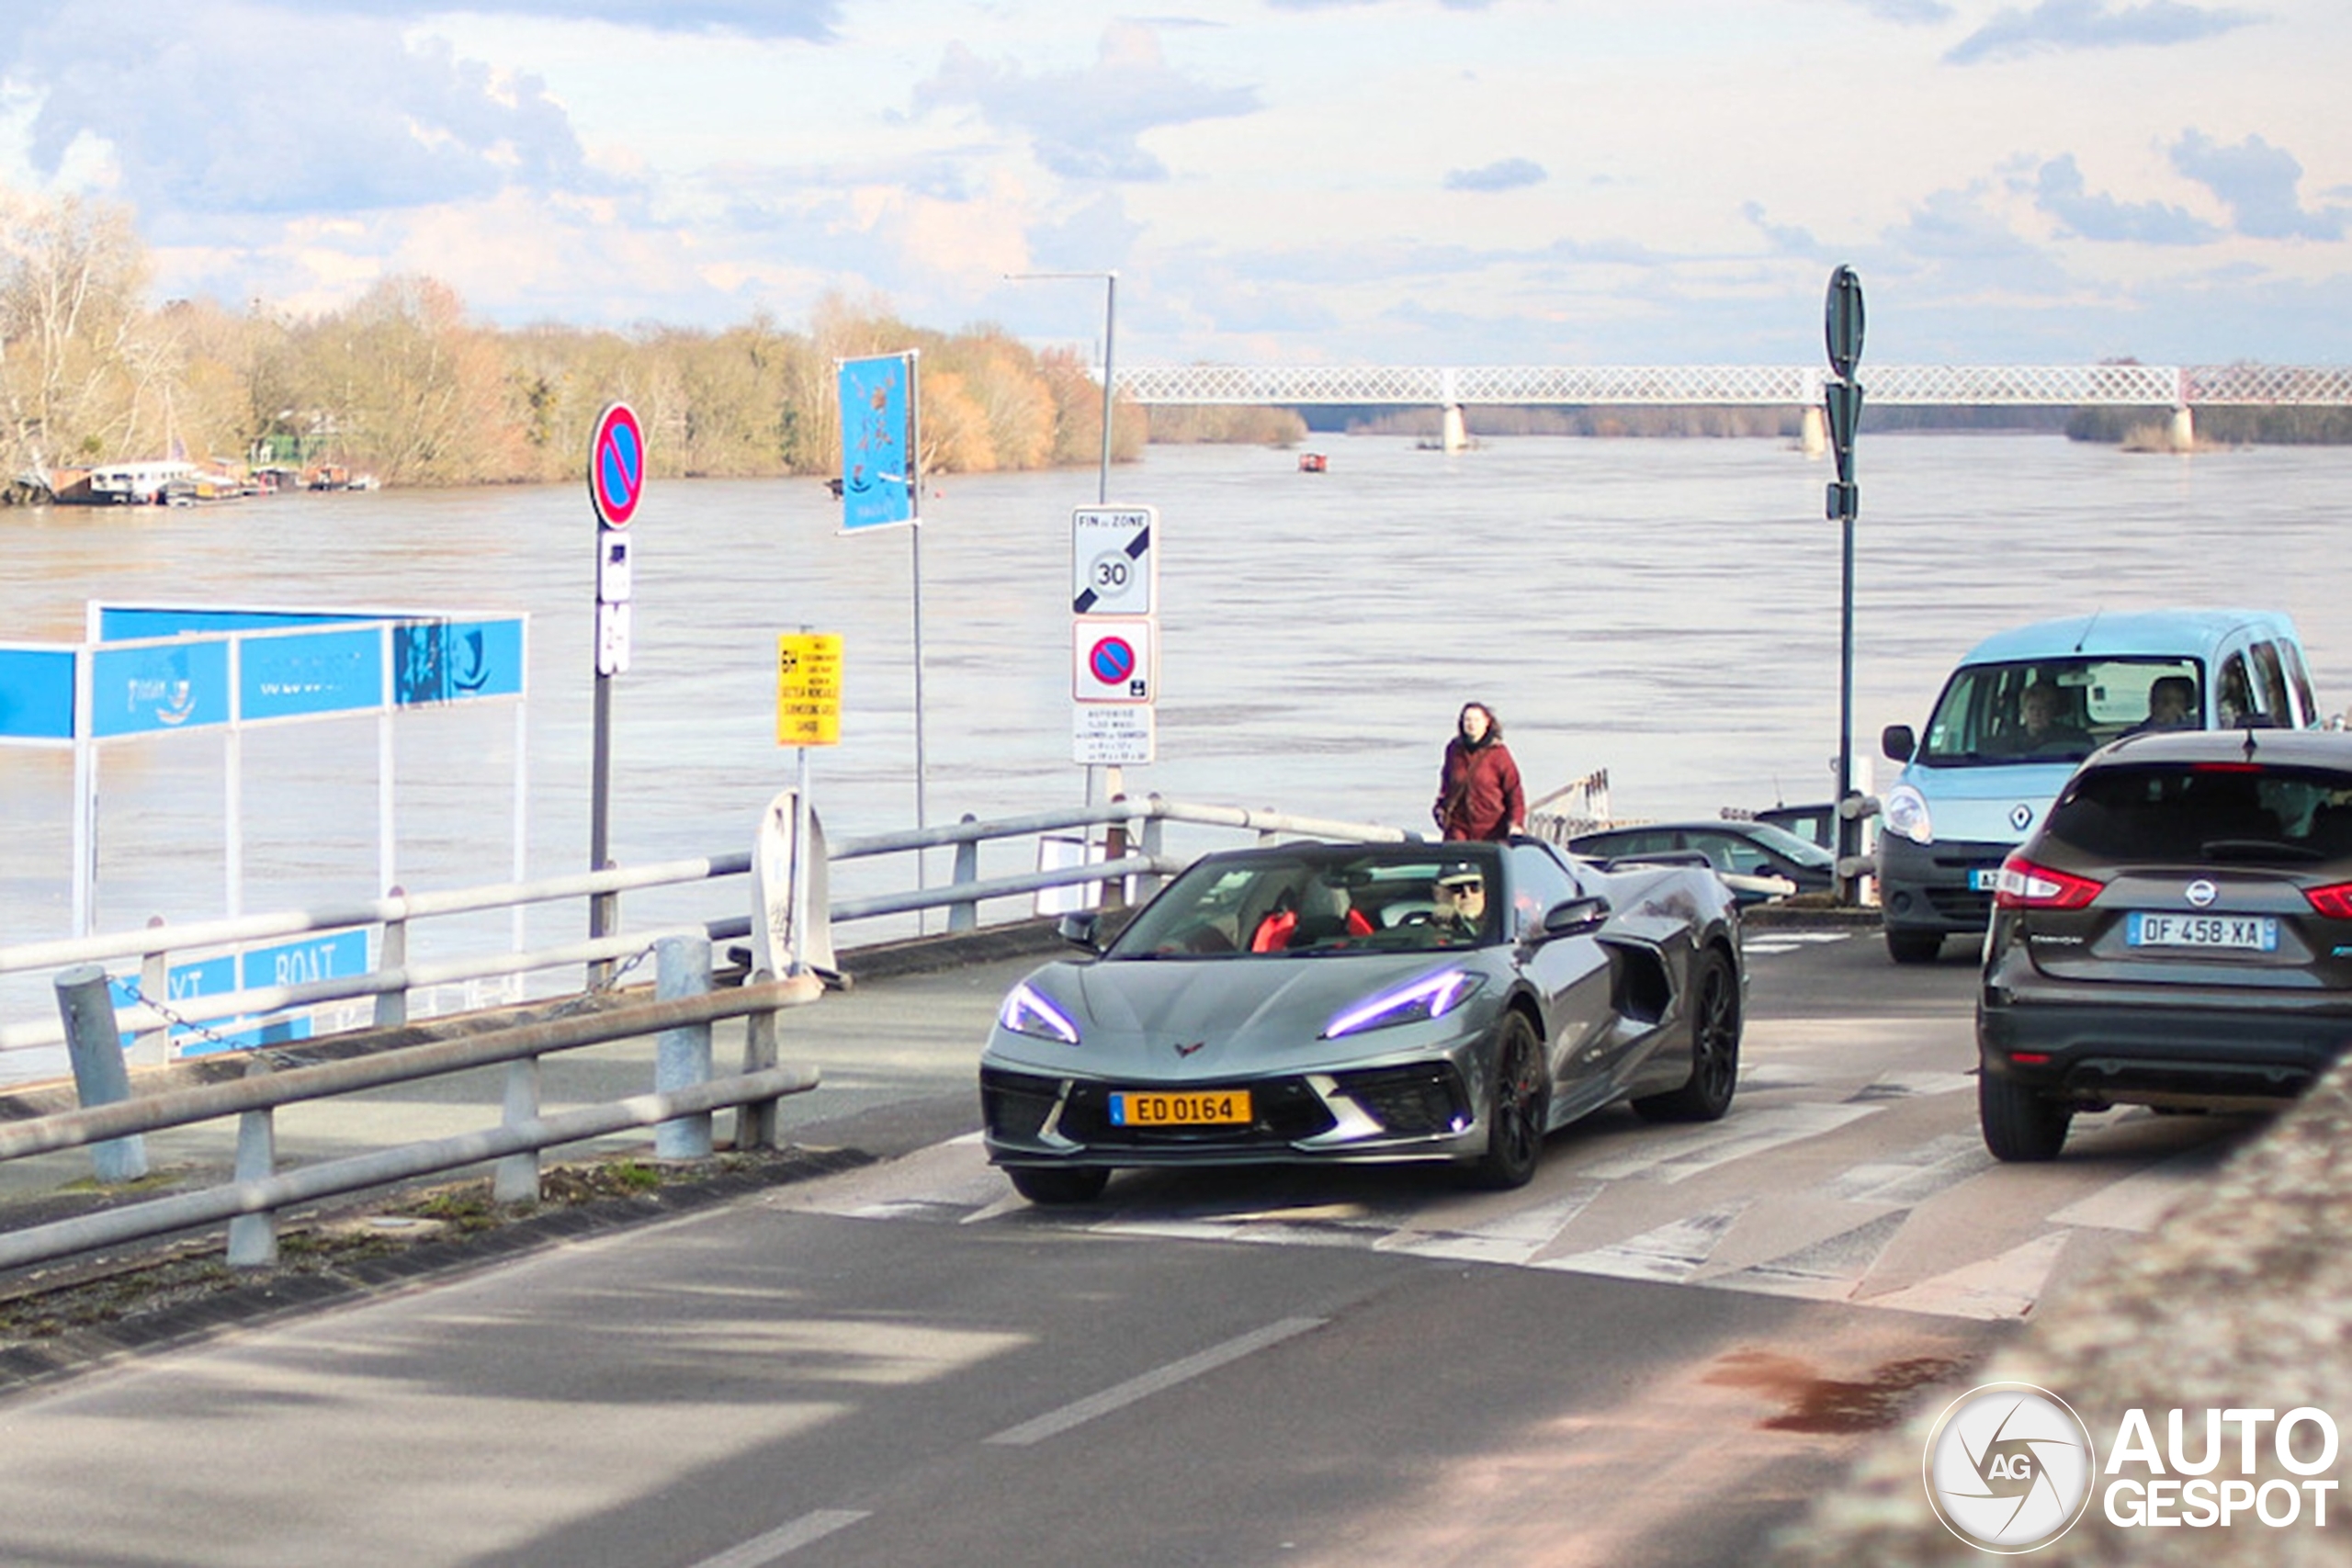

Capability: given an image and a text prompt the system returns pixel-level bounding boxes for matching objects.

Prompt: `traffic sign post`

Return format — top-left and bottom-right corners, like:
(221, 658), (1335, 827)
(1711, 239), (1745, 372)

(1071, 506), (1156, 615)
(1069, 504), (1160, 787)
(774, 631), (842, 976)
(1073, 618), (1155, 705)
(1821, 267), (1866, 900)
(587, 401), (644, 968)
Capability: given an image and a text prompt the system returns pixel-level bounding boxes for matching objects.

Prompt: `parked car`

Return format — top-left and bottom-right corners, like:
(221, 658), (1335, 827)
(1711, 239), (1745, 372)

(1975, 729), (2352, 1161)
(1879, 609), (2321, 965)
(1569, 818), (1835, 904)
(978, 838), (1746, 1203)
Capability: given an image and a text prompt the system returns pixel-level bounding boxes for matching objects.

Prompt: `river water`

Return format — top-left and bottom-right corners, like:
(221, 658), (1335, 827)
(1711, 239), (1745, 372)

(6, 433), (2351, 964)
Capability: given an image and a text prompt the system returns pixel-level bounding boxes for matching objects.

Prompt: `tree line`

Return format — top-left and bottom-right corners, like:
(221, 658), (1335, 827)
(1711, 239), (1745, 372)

(3, 191), (1302, 494)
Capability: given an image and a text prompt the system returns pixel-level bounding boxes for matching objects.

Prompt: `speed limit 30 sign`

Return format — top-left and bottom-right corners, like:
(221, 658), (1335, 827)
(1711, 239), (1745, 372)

(1071, 506), (1155, 615)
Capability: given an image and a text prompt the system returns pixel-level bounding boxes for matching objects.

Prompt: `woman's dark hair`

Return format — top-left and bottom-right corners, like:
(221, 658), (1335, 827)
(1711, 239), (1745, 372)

(1458, 702), (1503, 742)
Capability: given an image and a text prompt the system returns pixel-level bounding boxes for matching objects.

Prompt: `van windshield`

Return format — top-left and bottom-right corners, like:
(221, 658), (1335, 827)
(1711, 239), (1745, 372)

(1918, 658), (2202, 765)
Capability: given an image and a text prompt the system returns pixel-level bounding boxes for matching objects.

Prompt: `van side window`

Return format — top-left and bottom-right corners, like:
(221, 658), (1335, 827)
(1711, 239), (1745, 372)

(2217, 652), (2256, 727)
(2280, 641), (2319, 727)
(2251, 642), (2292, 725)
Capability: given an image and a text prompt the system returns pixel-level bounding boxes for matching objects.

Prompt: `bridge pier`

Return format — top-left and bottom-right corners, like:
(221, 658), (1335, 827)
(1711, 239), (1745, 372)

(1801, 405), (1826, 458)
(2169, 405), (2195, 453)
(1441, 403), (1467, 454)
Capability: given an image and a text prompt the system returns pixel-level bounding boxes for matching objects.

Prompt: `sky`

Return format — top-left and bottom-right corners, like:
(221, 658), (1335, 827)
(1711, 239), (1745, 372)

(2, 0), (2347, 367)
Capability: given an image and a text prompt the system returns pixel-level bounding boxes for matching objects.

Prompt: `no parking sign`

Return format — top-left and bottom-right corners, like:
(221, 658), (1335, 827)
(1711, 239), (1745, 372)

(1072, 618), (1154, 703)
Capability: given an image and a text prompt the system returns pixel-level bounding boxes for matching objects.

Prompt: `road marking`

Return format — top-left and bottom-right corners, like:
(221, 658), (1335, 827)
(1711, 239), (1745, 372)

(1701, 1208), (1911, 1302)
(1862, 1228), (2074, 1320)
(1570, 1101), (1879, 1183)
(2049, 1145), (2222, 1232)
(689, 1510), (870, 1567)
(1539, 1201), (1750, 1283)
(986, 1316), (1326, 1446)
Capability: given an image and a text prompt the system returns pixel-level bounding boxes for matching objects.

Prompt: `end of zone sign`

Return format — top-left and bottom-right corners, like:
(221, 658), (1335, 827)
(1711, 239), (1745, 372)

(1071, 506), (1155, 615)
(1073, 618), (1153, 703)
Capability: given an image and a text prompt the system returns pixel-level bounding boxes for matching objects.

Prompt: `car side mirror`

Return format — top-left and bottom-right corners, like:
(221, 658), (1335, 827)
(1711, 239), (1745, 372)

(1882, 724), (1916, 762)
(1541, 896), (1610, 938)
(1057, 911), (1102, 953)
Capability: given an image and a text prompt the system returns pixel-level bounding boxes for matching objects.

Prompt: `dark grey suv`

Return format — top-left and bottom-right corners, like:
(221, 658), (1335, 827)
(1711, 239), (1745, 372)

(1977, 729), (2352, 1160)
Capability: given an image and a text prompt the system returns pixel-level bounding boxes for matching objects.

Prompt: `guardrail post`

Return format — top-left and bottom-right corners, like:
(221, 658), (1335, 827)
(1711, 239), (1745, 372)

(949, 813), (979, 932)
(53, 963), (148, 1184)
(227, 1058), (278, 1268)
(131, 917), (171, 1066)
(493, 1055), (542, 1203)
(736, 969), (781, 1152)
(654, 934), (714, 1159)
(374, 887), (409, 1029)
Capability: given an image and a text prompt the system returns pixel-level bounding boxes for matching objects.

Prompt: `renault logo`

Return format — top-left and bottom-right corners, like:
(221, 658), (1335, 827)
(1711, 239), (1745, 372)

(2185, 879), (2219, 908)
(2009, 804), (2035, 832)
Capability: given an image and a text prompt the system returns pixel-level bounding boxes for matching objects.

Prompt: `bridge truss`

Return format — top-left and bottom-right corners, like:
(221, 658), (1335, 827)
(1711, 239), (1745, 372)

(1112, 363), (2352, 408)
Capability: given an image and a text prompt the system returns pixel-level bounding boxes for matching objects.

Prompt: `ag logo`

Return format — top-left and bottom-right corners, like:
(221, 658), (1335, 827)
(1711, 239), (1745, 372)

(2009, 804), (2035, 833)
(1922, 1382), (2094, 1553)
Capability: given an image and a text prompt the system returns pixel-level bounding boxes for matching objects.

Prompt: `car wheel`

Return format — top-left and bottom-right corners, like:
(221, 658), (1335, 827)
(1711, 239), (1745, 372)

(1978, 1073), (2071, 1161)
(1885, 929), (1944, 964)
(1632, 946), (1741, 1122)
(1468, 1012), (1548, 1190)
(1006, 1166), (1111, 1204)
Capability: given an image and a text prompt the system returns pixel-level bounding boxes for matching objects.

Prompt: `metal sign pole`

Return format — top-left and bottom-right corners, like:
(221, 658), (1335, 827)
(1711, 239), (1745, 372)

(1822, 265), (1867, 901)
(586, 402), (643, 975)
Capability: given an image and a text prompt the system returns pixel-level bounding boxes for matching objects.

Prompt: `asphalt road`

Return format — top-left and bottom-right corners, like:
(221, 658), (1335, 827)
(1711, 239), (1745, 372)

(0, 929), (2270, 1568)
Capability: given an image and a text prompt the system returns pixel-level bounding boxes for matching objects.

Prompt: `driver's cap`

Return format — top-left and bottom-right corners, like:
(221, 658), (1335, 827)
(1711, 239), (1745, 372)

(1437, 862), (1483, 887)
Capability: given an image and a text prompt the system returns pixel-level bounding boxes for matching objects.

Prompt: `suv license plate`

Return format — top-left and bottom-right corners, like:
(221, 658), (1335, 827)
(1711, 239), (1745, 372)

(2126, 913), (2278, 952)
(1968, 868), (2001, 892)
(1110, 1089), (1252, 1127)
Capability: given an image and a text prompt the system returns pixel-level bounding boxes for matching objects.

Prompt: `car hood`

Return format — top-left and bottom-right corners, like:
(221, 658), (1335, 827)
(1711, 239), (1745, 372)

(1903, 760), (2079, 846)
(989, 952), (1495, 1077)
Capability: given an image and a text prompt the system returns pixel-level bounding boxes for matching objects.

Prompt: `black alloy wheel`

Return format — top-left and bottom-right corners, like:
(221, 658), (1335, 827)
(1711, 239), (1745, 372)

(1469, 1011), (1548, 1189)
(1007, 1165), (1113, 1204)
(1978, 1072), (2072, 1162)
(1632, 945), (1741, 1122)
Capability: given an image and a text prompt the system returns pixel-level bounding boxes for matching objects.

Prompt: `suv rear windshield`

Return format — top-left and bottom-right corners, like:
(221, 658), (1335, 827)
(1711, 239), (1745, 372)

(1920, 657), (2201, 765)
(2044, 763), (2352, 864)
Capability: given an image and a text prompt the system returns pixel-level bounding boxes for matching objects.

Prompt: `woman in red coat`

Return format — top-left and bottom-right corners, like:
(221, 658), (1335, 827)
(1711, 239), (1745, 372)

(1433, 701), (1525, 840)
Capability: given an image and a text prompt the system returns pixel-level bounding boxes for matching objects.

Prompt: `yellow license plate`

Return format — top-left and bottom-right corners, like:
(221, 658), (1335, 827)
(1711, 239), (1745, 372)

(1111, 1089), (1252, 1127)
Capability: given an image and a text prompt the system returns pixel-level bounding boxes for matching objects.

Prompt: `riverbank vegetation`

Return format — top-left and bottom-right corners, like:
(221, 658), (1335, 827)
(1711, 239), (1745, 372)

(1, 192), (1156, 492)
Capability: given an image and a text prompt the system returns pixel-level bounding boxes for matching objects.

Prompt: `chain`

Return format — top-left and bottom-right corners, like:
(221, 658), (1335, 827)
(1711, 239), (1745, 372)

(119, 978), (246, 1055)
(594, 942), (659, 995)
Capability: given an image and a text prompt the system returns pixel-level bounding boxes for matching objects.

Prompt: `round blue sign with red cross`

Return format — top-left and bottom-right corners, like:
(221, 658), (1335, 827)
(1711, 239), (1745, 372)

(589, 401), (644, 528)
(1089, 637), (1136, 687)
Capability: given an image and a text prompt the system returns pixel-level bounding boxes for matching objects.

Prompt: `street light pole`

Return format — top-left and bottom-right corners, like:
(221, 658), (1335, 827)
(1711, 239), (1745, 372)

(1006, 269), (1118, 503)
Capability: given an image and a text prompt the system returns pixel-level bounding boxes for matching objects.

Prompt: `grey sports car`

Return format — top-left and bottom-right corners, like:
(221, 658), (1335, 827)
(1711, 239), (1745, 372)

(978, 837), (1747, 1204)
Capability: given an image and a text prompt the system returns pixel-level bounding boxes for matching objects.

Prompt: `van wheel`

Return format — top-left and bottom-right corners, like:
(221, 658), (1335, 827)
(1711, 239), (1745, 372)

(1885, 930), (1943, 964)
(1979, 1074), (2071, 1162)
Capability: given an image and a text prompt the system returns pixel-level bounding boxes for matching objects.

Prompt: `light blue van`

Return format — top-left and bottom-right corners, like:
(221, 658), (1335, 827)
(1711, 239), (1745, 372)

(1875, 609), (2321, 964)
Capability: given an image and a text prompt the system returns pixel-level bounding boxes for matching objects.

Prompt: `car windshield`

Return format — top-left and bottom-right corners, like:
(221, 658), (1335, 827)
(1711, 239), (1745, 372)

(1742, 822), (1835, 868)
(1109, 847), (1505, 958)
(1919, 657), (2202, 765)
(2044, 762), (2352, 864)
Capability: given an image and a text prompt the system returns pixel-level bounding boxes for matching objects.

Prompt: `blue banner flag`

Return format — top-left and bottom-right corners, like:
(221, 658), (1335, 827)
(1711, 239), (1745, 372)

(838, 353), (917, 530)
(0, 648), (75, 739)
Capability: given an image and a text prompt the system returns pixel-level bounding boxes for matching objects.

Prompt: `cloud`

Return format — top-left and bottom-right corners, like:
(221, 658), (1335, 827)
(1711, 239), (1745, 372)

(9, 4), (609, 215)
(1444, 157), (1545, 193)
(1743, 202), (1822, 254)
(2033, 154), (2219, 243)
(2170, 130), (2346, 239)
(914, 22), (1259, 183)
(1947, 1), (2261, 64)
(1849, 0), (1954, 20)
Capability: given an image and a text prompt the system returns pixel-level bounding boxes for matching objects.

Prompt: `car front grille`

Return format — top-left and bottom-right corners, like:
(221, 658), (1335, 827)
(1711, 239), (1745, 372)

(1332, 1063), (1473, 1136)
(1926, 886), (1993, 922)
(1057, 1077), (1336, 1147)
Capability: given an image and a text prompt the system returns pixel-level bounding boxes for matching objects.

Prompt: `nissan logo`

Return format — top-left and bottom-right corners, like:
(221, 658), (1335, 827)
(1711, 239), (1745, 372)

(2009, 804), (2035, 832)
(2185, 879), (2219, 908)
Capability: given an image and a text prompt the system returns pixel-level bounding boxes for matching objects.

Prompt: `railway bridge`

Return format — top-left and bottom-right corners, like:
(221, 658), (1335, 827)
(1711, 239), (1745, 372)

(1112, 362), (2352, 451)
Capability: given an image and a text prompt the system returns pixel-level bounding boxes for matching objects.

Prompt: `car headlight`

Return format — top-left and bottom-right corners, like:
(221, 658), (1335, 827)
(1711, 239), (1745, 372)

(1325, 970), (1486, 1039)
(1882, 783), (1933, 845)
(999, 982), (1080, 1044)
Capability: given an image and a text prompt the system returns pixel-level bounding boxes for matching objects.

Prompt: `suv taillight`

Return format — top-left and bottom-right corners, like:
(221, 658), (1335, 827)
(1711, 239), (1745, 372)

(2305, 883), (2352, 919)
(1993, 854), (2105, 910)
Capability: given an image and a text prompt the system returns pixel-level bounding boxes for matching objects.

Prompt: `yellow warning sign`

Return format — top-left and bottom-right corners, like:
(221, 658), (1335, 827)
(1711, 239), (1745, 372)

(775, 633), (842, 747)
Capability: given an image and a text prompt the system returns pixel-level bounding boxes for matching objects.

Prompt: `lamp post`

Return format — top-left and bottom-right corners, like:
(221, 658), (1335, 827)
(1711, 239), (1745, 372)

(1004, 270), (1117, 502)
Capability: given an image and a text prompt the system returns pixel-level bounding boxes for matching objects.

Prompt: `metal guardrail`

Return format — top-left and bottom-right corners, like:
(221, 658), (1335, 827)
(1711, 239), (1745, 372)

(0, 954), (826, 1273)
(0, 794), (1413, 1061)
